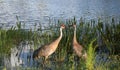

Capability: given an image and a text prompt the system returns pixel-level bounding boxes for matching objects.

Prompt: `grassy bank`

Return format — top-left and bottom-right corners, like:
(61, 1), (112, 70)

(0, 17), (120, 70)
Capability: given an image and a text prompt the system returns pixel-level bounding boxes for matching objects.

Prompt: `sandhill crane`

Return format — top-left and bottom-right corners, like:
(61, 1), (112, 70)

(72, 23), (87, 60)
(33, 24), (65, 61)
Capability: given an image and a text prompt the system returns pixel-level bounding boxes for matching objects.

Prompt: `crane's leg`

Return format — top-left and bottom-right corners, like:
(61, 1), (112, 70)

(42, 56), (48, 68)
(44, 56), (48, 64)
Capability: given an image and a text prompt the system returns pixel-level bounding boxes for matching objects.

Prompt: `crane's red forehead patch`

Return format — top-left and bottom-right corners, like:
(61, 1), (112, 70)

(61, 24), (65, 27)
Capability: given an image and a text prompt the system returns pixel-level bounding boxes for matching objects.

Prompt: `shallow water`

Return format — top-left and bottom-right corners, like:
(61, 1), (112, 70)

(0, 0), (120, 29)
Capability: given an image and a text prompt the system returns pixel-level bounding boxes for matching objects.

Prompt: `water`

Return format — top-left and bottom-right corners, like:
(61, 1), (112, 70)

(0, 0), (120, 29)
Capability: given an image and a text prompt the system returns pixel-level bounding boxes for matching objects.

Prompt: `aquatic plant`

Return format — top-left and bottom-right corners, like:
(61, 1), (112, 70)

(85, 38), (96, 70)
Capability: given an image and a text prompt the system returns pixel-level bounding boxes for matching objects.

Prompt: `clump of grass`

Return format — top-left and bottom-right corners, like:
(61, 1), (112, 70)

(0, 26), (33, 56)
(85, 38), (96, 70)
(95, 55), (120, 70)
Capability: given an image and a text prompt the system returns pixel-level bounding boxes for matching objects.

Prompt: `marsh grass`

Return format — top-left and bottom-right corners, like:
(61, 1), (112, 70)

(86, 38), (96, 70)
(0, 17), (120, 70)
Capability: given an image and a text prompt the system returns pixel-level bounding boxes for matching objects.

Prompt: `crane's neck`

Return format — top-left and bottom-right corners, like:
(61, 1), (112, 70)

(50, 27), (63, 49)
(73, 27), (78, 43)
(59, 27), (63, 40)
(52, 27), (63, 47)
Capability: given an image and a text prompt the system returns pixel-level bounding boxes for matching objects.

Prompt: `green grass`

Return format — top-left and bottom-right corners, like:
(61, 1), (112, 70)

(0, 17), (120, 70)
(86, 38), (96, 70)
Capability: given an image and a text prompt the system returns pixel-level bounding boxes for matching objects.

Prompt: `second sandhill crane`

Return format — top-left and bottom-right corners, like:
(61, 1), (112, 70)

(72, 23), (87, 60)
(33, 24), (65, 61)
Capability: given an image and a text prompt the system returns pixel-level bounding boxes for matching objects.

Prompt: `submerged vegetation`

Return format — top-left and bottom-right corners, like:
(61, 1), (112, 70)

(0, 17), (120, 70)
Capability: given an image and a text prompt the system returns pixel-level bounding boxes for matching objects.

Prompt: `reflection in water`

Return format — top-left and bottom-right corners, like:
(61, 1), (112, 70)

(0, 0), (120, 29)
